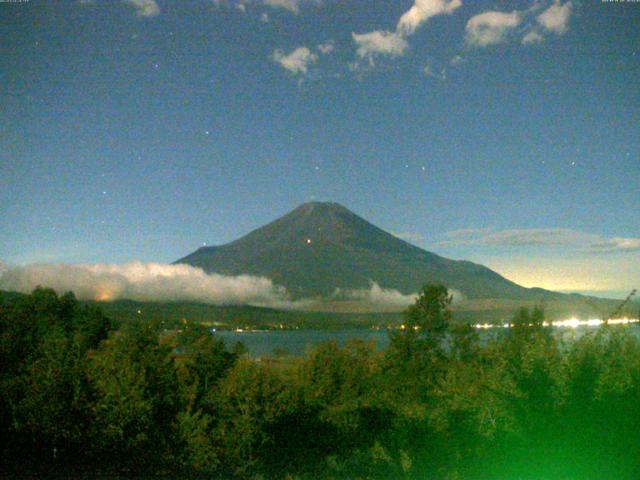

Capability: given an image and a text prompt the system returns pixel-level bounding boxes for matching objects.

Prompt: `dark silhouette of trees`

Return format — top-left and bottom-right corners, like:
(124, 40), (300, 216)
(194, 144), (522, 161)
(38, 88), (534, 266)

(3, 286), (640, 479)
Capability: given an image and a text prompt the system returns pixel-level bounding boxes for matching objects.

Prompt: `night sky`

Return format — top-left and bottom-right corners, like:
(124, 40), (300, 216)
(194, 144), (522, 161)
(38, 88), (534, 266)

(1, 0), (638, 298)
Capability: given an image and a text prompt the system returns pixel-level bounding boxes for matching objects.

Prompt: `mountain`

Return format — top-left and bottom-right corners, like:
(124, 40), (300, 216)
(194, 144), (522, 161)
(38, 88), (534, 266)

(175, 201), (561, 303)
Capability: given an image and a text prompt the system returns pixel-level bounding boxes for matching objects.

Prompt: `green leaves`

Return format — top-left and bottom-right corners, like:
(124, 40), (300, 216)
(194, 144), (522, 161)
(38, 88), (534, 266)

(5, 288), (640, 479)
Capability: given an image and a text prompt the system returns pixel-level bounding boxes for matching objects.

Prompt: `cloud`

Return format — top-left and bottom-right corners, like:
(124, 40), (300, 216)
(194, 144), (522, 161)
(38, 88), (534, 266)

(271, 47), (318, 74)
(396, 0), (462, 36)
(334, 282), (464, 310)
(537, 0), (572, 34)
(465, 10), (521, 47)
(317, 40), (334, 55)
(449, 54), (466, 66)
(263, 0), (300, 14)
(422, 64), (447, 80)
(351, 0), (461, 65)
(125, 0), (160, 17)
(440, 228), (640, 254)
(352, 31), (408, 60)
(522, 30), (544, 44)
(336, 282), (418, 309)
(589, 237), (640, 254)
(443, 227), (492, 238)
(213, 0), (310, 14)
(0, 262), (311, 309)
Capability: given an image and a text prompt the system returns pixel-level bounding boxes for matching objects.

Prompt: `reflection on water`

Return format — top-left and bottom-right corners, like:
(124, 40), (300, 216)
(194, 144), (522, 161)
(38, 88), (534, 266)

(472, 317), (638, 329)
(215, 320), (640, 357)
(216, 329), (390, 357)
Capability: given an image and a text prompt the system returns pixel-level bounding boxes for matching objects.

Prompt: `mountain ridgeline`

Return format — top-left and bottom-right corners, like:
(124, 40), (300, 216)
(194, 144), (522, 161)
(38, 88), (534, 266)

(176, 202), (558, 302)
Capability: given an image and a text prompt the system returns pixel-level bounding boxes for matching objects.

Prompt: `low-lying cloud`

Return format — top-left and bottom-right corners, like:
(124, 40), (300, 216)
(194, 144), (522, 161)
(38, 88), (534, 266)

(0, 262), (311, 309)
(335, 282), (464, 310)
(337, 282), (418, 309)
(0, 262), (470, 311)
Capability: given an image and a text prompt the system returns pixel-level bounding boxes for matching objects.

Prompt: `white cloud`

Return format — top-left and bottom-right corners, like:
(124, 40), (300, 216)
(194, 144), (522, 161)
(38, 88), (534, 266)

(352, 30), (408, 60)
(124, 0), (160, 17)
(271, 47), (318, 74)
(336, 282), (418, 309)
(351, 0), (461, 65)
(440, 228), (640, 254)
(335, 281), (464, 310)
(260, 12), (270, 22)
(465, 10), (521, 47)
(522, 30), (544, 44)
(213, 0), (305, 14)
(0, 261), (312, 309)
(449, 54), (466, 65)
(397, 0), (462, 36)
(537, 0), (572, 34)
(422, 64), (447, 80)
(317, 40), (334, 55)
(589, 237), (640, 254)
(264, 0), (300, 14)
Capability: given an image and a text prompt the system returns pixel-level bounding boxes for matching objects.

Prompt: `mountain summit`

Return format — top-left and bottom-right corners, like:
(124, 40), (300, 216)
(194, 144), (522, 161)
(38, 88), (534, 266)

(176, 202), (550, 301)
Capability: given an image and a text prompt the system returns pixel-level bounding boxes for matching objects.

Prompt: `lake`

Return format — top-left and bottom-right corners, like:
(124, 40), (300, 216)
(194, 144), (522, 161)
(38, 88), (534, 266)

(214, 324), (640, 357)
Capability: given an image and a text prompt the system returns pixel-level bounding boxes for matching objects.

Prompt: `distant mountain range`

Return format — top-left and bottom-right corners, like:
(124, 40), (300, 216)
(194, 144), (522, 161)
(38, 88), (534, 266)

(176, 201), (566, 304)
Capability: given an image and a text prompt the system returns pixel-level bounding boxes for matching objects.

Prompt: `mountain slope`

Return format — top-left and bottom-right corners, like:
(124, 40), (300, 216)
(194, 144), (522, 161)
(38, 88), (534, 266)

(175, 202), (559, 302)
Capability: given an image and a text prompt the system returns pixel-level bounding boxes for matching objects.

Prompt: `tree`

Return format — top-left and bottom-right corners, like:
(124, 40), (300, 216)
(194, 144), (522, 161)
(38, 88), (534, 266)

(384, 284), (455, 421)
(388, 283), (453, 363)
(87, 321), (181, 472)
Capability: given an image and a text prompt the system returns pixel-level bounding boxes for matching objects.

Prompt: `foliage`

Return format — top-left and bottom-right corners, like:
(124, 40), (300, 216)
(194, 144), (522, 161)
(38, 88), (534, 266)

(3, 287), (640, 479)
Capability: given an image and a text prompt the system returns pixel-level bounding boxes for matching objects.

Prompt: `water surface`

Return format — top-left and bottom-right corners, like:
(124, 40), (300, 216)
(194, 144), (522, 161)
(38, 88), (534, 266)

(215, 325), (639, 357)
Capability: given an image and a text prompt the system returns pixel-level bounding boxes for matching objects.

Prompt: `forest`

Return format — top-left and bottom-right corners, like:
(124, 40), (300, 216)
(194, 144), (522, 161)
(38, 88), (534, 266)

(2, 286), (640, 479)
